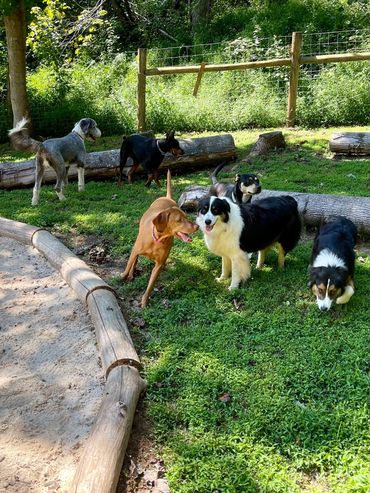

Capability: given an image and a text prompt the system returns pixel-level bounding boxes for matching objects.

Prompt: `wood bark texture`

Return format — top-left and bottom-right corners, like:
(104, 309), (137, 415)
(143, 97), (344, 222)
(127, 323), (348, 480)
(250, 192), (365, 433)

(243, 131), (286, 163)
(87, 289), (141, 376)
(69, 365), (146, 493)
(0, 134), (236, 189)
(329, 132), (370, 155)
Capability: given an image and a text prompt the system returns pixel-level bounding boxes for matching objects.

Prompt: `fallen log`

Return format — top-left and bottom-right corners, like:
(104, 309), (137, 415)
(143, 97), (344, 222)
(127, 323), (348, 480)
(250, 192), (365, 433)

(329, 132), (370, 155)
(0, 134), (236, 189)
(178, 185), (370, 236)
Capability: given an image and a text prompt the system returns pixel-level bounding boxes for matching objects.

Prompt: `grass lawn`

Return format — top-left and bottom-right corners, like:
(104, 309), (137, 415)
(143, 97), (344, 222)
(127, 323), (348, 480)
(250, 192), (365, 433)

(1, 127), (370, 492)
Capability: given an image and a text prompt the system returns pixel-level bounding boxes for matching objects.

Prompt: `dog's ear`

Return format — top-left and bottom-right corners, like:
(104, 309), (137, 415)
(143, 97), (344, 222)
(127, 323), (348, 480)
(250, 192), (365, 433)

(152, 210), (170, 233)
(235, 174), (240, 183)
(79, 118), (92, 134)
(166, 131), (175, 140)
(308, 267), (320, 288)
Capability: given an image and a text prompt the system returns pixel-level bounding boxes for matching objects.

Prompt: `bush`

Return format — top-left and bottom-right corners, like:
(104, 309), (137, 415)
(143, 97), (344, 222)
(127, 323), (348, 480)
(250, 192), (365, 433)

(298, 62), (370, 127)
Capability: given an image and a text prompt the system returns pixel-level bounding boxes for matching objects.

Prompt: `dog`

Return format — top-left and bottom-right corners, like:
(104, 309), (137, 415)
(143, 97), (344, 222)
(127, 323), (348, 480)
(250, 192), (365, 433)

(209, 161), (261, 204)
(196, 195), (301, 290)
(9, 117), (101, 205)
(119, 131), (184, 187)
(309, 216), (357, 311)
(122, 169), (198, 307)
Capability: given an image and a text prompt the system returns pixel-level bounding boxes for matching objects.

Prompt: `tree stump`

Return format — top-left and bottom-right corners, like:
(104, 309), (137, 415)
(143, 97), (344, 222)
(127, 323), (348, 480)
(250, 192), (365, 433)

(243, 131), (286, 163)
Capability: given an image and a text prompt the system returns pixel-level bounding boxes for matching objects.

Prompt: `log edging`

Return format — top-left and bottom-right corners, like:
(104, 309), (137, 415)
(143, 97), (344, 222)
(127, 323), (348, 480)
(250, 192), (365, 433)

(0, 216), (146, 493)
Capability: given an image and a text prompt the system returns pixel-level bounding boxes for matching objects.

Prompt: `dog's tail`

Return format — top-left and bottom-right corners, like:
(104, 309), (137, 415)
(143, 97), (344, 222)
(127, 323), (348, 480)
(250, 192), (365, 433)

(210, 161), (227, 184)
(166, 169), (173, 200)
(8, 118), (41, 153)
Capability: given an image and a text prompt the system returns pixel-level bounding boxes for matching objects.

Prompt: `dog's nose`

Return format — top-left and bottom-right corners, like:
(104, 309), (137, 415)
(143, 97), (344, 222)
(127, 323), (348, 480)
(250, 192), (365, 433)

(205, 219), (212, 225)
(319, 306), (329, 311)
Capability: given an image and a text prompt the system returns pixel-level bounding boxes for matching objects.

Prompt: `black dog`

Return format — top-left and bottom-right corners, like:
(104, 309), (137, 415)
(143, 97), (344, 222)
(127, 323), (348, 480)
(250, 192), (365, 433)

(209, 161), (261, 204)
(119, 131), (184, 187)
(309, 216), (357, 311)
(196, 195), (301, 290)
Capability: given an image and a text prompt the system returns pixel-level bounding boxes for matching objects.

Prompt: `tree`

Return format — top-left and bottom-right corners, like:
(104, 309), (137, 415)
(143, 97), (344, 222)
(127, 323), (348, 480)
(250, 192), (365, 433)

(2, 0), (30, 126)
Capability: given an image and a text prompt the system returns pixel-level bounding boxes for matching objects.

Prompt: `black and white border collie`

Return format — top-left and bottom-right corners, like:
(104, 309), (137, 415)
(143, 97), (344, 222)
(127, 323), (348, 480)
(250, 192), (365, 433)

(196, 195), (301, 290)
(309, 216), (357, 311)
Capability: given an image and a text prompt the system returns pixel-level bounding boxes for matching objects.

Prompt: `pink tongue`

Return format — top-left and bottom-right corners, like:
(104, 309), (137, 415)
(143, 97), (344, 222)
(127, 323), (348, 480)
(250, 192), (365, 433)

(206, 225), (213, 232)
(177, 232), (192, 243)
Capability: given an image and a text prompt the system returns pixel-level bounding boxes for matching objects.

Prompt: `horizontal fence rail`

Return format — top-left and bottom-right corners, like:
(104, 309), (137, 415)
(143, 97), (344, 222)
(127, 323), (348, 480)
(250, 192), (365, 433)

(138, 29), (370, 130)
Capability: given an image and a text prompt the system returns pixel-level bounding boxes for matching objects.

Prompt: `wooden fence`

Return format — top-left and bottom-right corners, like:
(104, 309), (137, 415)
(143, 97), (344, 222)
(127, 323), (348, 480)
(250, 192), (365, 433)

(137, 31), (370, 131)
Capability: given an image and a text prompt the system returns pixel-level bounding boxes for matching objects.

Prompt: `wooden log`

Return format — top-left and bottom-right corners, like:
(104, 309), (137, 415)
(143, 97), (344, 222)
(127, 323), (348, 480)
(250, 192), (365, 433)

(87, 289), (141, 376)
(178, 186), (370, 236)
(243, 131), (286, 163)
(0, 217), (145, 493)
(69, 365), (146, 493)
(0, 216), (43, 244)
(0, 134), (236, 189)
(329, 132), (370, 155)
(32, 230), (114, 304)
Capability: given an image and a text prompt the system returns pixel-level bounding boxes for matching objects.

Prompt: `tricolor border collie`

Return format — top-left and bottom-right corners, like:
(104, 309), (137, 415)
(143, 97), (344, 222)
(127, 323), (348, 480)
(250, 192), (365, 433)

(209, 162), (261, 204)
(309, 216), (357, 311)
(196, 195), (301, 290)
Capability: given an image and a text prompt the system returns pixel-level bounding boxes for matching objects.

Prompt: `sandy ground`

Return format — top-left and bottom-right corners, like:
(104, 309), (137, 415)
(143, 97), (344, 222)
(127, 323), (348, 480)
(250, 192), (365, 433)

(0, 236), (104, 493)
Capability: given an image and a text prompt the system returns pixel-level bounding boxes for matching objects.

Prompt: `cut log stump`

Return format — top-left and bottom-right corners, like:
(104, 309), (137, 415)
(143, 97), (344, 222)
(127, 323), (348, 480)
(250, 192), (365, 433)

(0, 134), (236, 189)
(329, 132), (370, 155)
(243, 131), (286, 163)
(178, 185), (370, 236)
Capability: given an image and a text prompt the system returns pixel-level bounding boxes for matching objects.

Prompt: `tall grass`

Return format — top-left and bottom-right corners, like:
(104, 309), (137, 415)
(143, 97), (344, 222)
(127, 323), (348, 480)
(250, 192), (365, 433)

(0, 55), (369, 142)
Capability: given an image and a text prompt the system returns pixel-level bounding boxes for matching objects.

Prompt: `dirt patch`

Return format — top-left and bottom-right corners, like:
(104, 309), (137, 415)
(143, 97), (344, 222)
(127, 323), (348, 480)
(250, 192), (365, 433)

(0, 236), (104, 493)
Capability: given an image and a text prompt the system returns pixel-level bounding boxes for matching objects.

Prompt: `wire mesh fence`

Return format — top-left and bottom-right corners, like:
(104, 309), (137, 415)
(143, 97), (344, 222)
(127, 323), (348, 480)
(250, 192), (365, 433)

(0, 29), (369, 145)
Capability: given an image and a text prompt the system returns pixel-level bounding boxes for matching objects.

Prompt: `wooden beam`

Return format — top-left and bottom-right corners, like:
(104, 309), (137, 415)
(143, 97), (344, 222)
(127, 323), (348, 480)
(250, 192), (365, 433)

(287, 32), (302, 127)
(137, 48), (147, 132)
(145, 57), (292, 75)
(300, 52), (370, 65)
(193, 62), (206, 96)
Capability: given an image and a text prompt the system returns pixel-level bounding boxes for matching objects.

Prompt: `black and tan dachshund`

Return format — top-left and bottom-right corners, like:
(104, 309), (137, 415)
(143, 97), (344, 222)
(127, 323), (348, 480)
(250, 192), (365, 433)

(119, 131), (184, 187)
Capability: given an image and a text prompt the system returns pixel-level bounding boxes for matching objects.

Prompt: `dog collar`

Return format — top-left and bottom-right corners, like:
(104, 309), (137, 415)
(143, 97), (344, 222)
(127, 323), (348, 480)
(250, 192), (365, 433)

(152, 226), (163, 243)
(73, 130), (84, 141)
(156, 140), (167, 156)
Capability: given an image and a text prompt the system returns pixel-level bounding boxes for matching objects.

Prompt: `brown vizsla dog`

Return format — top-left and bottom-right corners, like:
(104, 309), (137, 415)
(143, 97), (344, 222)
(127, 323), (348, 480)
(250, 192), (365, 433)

(122, 169), (198, 307)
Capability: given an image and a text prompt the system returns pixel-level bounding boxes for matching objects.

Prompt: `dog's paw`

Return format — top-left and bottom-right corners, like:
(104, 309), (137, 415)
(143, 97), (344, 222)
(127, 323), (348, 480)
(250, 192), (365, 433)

(228, 284), (239, 291)
(216, 276), (227, 283)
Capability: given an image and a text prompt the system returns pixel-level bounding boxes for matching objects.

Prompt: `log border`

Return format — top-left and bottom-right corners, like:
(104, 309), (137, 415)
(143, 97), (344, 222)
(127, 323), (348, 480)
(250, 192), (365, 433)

(0, 216), (146, 493)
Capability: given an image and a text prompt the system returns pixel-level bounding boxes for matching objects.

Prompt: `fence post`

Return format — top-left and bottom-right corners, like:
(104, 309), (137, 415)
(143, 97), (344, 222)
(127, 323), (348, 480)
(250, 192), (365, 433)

(287, 32), (302, 127)
(137, 48), (147, 132)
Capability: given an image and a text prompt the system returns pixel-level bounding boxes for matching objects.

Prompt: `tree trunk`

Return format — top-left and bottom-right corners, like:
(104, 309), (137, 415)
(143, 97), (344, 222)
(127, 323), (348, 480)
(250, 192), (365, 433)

(191, 0), (212, 28)
(4, 0), (30, 126)
(178, 186), (370, 236)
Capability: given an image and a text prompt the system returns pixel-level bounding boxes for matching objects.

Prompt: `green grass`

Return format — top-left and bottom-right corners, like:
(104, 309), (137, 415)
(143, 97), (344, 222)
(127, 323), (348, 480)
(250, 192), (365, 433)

(1, 127), (370, 492)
